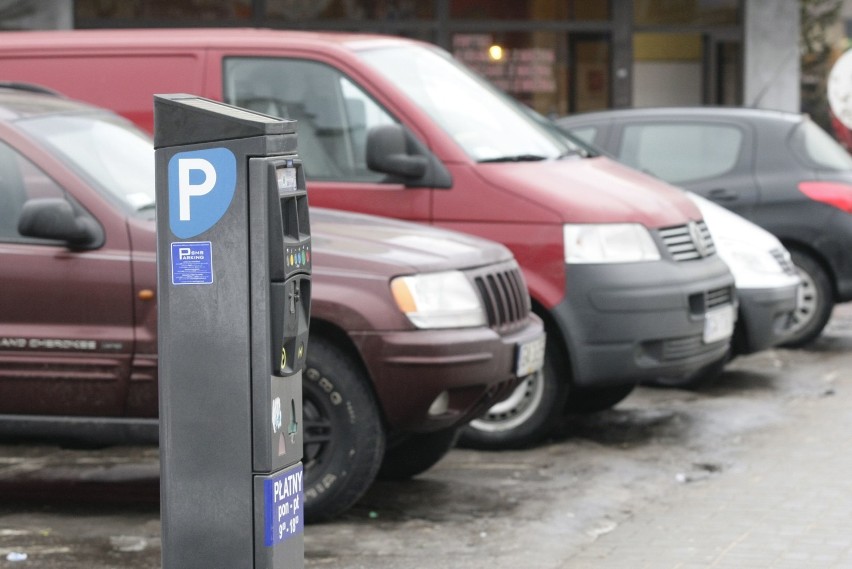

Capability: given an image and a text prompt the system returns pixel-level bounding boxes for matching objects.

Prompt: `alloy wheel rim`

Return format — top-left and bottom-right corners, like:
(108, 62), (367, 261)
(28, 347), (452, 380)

(789, 266), (819, 335)
(469, 370), (545, 433)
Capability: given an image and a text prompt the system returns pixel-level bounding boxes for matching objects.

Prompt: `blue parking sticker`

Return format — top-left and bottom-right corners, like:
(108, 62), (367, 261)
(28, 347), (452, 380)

(171, 242), (213, 285)
(264, 464), (304, 547)
(168, 147), (237, 239)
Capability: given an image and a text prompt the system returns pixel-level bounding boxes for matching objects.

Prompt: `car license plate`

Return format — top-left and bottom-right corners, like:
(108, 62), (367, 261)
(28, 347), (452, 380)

(516, 333), (546, 377)
(703, 305), (735, 343)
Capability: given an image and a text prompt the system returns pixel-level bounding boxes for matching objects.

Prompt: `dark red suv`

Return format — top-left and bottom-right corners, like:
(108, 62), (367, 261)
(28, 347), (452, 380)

(0, 85), (544, 521)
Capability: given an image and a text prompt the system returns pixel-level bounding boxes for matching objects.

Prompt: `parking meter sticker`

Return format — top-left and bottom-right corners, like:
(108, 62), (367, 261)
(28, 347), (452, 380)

(263, 465), (304, 547)
(276, 167), (297, 191)
(272, 397), (282, 433)
(168, 147), (237, 238)
(171, 241), (213, 285)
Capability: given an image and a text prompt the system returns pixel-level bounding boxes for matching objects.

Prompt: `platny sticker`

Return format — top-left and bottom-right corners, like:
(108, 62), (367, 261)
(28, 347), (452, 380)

(168, 147), (237, 238)
(263, 465), (304, 547)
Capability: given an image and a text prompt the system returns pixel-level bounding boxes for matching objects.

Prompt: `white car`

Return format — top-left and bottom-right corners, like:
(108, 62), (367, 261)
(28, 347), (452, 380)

(687, 192), (801, 357)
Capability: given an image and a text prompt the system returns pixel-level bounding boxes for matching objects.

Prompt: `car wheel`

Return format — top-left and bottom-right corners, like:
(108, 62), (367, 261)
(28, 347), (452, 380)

(781, 250), (834, 347)
(302, 337), (386, 523)
(459, 350), (568, 450)
(563, 383), (636, 413)
(376, 427), (460, 481)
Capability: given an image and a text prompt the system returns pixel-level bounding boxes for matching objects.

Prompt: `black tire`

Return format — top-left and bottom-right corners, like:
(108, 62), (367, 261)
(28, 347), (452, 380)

(458, 350), (568, 450)
(781, 250), (834, 347)
(563, 383), (636, 413)
(376, 427), (459, 481)
(302, 336), (385, 523)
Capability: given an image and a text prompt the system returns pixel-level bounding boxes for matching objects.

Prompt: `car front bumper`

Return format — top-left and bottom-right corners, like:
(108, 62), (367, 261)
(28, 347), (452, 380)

(350, 313), (545, 434)
(552, 255), (736, 387)
(734, 283), (799, 354)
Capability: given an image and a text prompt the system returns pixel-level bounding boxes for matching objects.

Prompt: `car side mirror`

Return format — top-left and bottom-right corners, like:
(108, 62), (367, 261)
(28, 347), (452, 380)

(366, 123), (428, 179)
(18, 198), (103, 249)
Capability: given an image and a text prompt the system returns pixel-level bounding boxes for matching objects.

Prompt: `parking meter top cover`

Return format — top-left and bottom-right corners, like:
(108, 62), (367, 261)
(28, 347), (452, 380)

(153, 93), (296, 149)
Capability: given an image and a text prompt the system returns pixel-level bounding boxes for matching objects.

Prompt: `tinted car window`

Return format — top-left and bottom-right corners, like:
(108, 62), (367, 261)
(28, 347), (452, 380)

(619, 123), (742, 184)
(223, 57), (396, 182)
(790, 120), (852, 171)
(0, 140), (64, 241)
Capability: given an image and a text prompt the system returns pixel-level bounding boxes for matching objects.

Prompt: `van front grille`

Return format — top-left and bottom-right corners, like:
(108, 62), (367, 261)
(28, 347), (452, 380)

(688, 285), (735, 315)
(658, 221), (716, 261)
(706, 286), (734, 309)
(473, 265), (531, 333)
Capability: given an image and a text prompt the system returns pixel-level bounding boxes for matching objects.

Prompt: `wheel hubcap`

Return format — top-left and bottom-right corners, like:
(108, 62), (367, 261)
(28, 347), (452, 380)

(469, 370), (545, 433)
(789, 264), (819, 335)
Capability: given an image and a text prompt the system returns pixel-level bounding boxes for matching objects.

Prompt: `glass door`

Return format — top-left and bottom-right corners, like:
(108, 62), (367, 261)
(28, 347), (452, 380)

(570, 34), (611, 113)
(707, 38), (742, 105)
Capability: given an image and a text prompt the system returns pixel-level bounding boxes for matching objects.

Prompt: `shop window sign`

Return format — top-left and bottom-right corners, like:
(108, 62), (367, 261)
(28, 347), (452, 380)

(453, 34), (556, 94)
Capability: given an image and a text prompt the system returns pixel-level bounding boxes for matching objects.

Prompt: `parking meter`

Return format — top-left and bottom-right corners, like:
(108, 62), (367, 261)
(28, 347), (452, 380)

(154, 94), (310, 569)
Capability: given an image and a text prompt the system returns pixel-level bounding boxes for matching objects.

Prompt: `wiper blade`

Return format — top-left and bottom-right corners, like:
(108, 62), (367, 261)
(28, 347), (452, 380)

(478, 154), (549, 163)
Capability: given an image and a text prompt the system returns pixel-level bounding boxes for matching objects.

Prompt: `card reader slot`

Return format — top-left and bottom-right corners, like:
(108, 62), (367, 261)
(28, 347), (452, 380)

(269, 277), (311, 377)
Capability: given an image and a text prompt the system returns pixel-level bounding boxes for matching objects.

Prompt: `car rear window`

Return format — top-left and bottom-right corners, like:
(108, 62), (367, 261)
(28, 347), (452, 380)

(619, 122), (742, 184)
(790, 119), (852, 171)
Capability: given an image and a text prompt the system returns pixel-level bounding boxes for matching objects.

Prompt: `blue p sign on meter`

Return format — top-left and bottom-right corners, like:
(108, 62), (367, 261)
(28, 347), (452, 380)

(168, 147), (237, 239)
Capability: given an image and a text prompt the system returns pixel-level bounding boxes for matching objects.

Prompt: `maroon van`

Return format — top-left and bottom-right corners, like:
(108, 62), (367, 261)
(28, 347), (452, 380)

(0, 29), (737, 451)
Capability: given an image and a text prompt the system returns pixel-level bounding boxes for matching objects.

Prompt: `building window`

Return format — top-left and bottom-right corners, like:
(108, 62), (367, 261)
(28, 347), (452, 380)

(453, 31), (611, 116)
(75, 0), (252, 22)
(450, 0), (609, 21)
(453, 32), (564, 115)
(266, 0), (433, 21)
(633, 0), (740, 26)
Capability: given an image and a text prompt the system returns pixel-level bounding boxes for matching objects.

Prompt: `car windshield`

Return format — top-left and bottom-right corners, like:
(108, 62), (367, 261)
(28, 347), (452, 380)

(17, 112), (155, 214)
(356, 43), (582, 162)
(791, 119), (852, 171)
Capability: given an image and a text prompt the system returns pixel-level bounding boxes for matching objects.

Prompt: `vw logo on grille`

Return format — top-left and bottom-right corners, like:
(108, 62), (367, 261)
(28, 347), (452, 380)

(688, 221), (710, 257)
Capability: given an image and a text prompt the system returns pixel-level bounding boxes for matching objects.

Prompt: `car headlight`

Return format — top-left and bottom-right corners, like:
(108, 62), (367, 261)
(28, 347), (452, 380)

(391, 270), (487, 329)
(715, 240), (800, 289)
(722, 245), (787, 276)
(564, 223), (661, 264)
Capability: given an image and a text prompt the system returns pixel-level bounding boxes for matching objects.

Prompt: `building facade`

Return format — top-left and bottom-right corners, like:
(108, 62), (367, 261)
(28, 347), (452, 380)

(4, 0), (800, 115)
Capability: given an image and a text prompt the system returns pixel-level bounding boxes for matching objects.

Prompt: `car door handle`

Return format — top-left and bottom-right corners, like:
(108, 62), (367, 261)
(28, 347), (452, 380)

(707, 188), (739, 202)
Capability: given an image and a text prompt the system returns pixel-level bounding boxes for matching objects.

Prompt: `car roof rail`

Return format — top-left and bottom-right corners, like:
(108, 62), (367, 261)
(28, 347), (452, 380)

(0, 82), (63, 97)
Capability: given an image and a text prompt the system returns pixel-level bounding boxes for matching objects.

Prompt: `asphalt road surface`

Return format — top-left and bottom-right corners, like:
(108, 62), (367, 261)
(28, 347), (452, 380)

(1, 304), (851, 568)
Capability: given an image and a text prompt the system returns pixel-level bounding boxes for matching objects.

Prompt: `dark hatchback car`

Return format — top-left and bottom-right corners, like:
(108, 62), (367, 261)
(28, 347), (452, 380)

(558, 107), (852, 346)
(0, 85), (544, 521)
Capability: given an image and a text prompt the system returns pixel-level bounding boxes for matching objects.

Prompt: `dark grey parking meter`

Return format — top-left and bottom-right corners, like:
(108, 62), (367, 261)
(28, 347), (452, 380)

(154, 94), (310, 569)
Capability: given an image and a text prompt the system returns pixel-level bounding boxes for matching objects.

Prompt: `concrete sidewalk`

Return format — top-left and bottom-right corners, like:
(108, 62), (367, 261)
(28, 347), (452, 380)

(566, 308), (852, 569)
